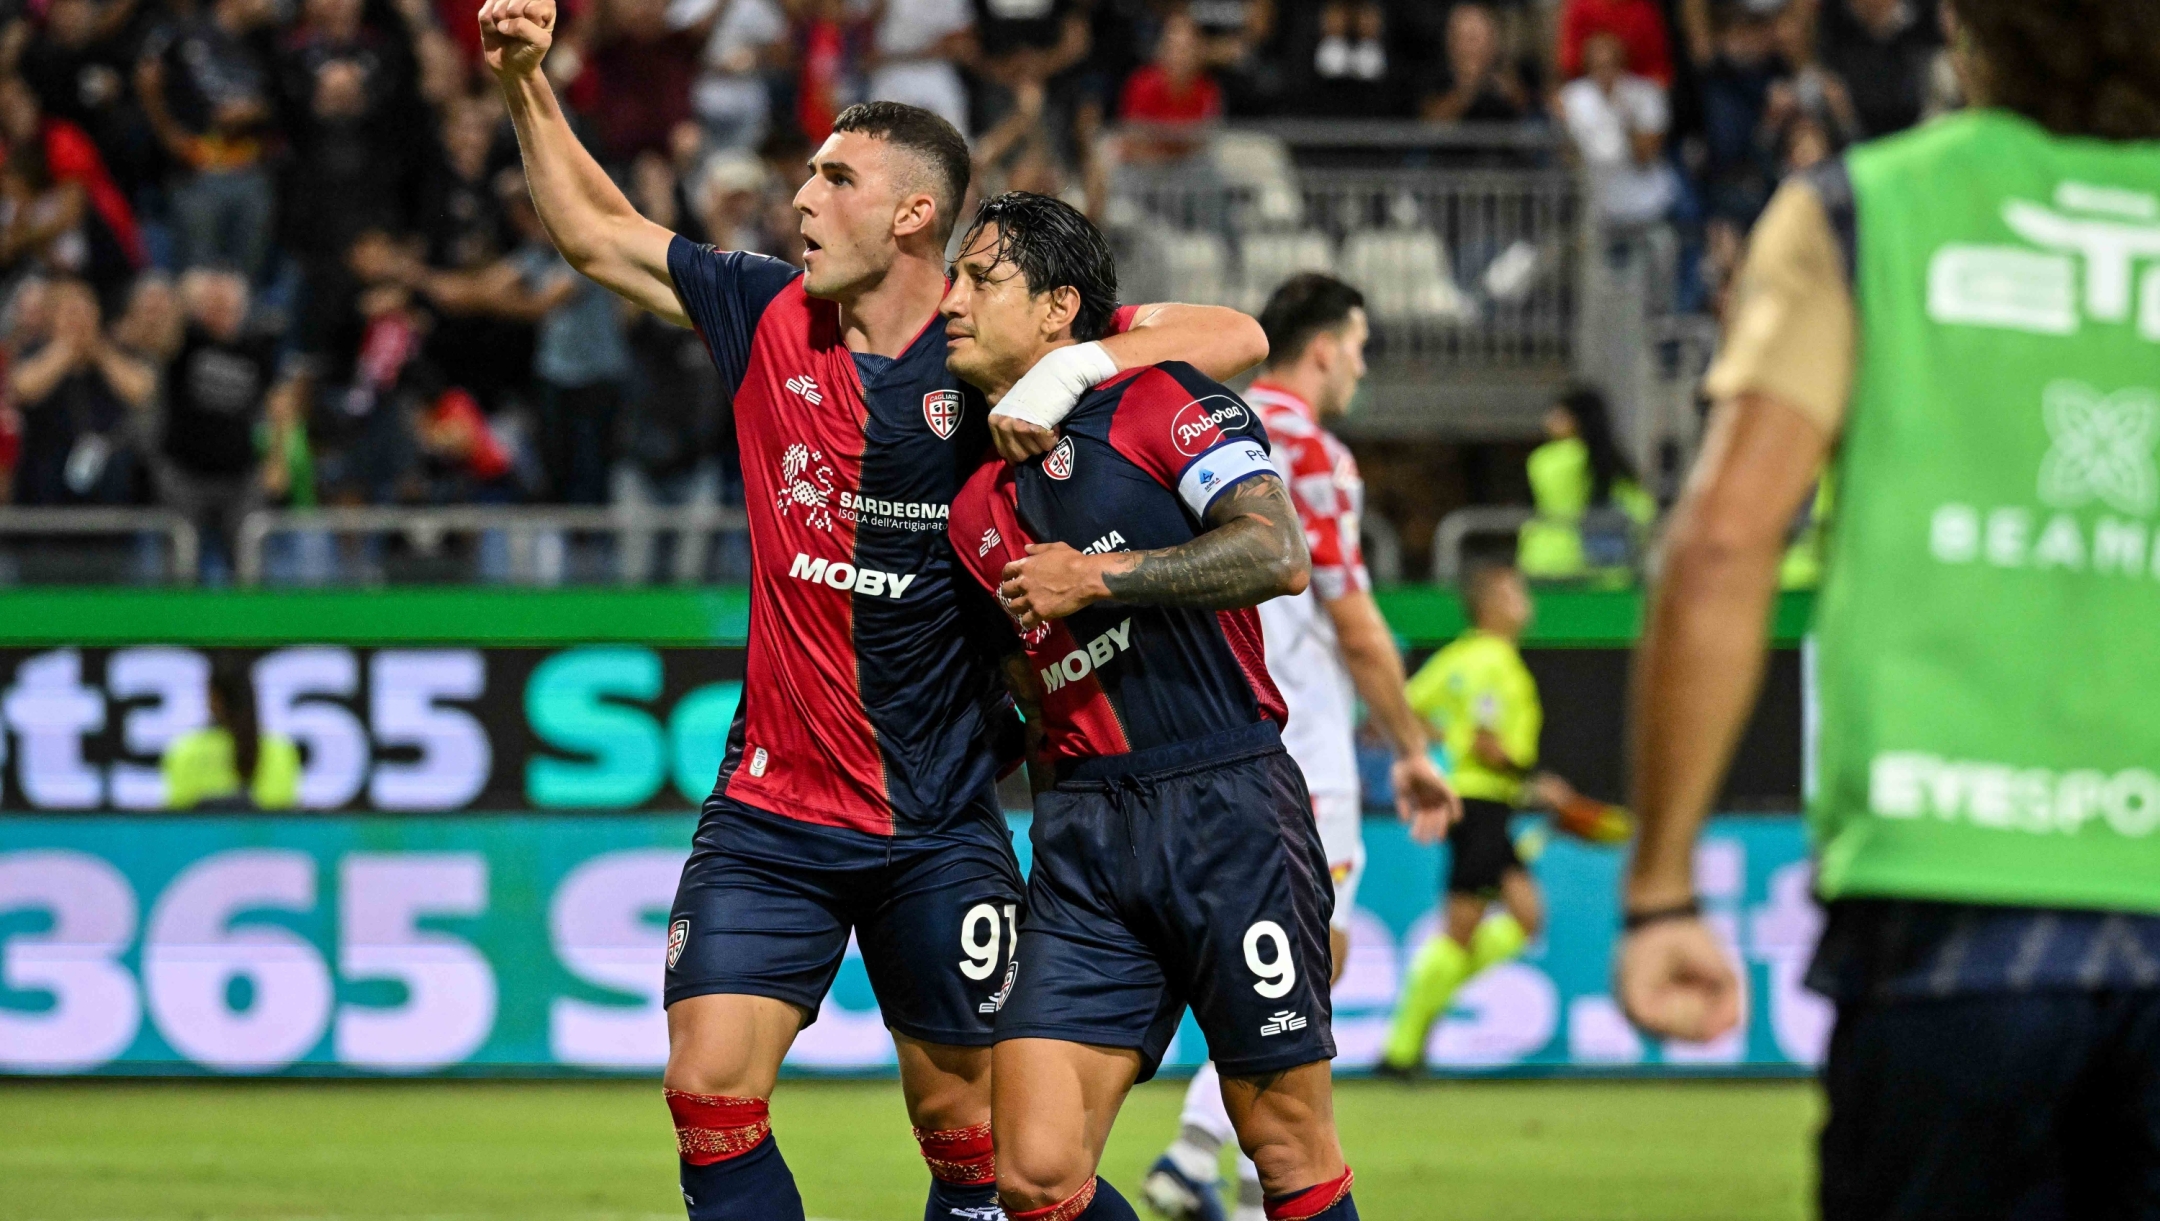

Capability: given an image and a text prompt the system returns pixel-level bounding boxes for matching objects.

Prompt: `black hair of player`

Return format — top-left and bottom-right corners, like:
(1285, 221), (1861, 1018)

(1946, 0), (2160, 140)
(959, 191), (1120, 342)
(1259, 273), (1365, 370)
(1460, 559), (1522, 624)
(830, 101), (973, 238)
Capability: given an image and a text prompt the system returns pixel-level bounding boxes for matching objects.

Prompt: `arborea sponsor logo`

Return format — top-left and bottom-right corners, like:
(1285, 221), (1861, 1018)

(1172, 395), (1249, 457)
(1870, 752), (2160, 838)
(1038, 618), (1133, 693)
(788, 552), (920, 599)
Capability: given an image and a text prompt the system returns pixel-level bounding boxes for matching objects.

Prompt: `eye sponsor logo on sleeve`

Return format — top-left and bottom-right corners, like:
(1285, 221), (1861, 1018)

(785, 374), (823, 404)
(923, 389), (962, 440)
(1043, 435), (1075, 481)
(1172, 395), (1251, 457)
(978, 527), (1001, 557)
(775, 443), (836, 531)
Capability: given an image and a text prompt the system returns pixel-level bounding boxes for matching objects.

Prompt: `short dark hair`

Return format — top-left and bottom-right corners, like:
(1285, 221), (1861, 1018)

(830, 101), (973, 238)
(1948, 0), (2160, 140)
(958, 192), (1120, 342)
(1259, 273), (1365, 369)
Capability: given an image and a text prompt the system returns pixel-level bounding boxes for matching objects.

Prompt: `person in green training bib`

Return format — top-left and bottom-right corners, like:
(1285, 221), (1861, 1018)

(163, 657), (300, 811)
(1618, 3), (2160, 1217)
(1517, 387), (1656, 583)
(1380, 560), (1597, 1074)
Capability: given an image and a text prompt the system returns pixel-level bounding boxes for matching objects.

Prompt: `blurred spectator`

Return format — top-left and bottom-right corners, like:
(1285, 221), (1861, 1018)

(1518, 386), (1654, 580)
(1187, 0), (1273, 112)
(1283, 0), (1396, 117)
(0, 113), (94, 285)
(13, 0), (159, 199)
(1558, 0), (1675, 87)
(0, 75), (144, 297)
(969, 0), (1089, 139)
(866, 0), (975, 137)
(163, 654), (300, 810)
(398, 173), (627, 504)
(154, 268), (281, 580)
(1559, 31), (1677, 227)
(310, 229), (425, 506)
(689, 151), (781, 254)
(1421, 2), (1534, 123)
(1696, 3), (1783, 225)
(1771, 0), (1863, 147)
(110, 270), (182, 365)
(1117, 9), (1219, 161)
(135, 0), (278, 278)
(688, 0), (787, 151)
(275, 0), (424, 262)
(9, 276), (154, 505)
(1815, 0), (1939, 139)
(574, 0), (716, 164)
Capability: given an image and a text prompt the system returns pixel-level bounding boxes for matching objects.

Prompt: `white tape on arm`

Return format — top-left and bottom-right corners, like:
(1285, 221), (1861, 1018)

(989, 341), (1120, 431)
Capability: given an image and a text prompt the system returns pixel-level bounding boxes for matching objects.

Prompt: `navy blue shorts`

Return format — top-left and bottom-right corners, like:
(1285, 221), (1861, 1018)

(999, 721), (1337, 1082)
(665, 794), (1026, 1047)
(1819, 989), (2160, 1220)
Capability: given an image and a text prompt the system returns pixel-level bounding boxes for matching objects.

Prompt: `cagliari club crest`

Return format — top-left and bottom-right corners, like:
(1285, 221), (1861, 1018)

(1044, 435), (1075, 480)
(923, 389), (962, 440)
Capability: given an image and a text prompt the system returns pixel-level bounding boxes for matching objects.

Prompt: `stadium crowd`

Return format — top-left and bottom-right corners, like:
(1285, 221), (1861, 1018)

(0, 0), (1957, 580)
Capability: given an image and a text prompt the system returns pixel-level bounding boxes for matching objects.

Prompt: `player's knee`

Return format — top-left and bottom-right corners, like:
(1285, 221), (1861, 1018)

(994, 1141), (1092, 1212)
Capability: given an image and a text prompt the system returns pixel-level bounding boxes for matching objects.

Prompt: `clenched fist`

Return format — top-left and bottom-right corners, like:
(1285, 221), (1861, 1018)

(478, 0), (556, 79)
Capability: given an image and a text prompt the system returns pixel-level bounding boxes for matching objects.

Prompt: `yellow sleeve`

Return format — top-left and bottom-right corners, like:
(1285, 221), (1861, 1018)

(1702, 178), (1855, 438)
(162, 735), (200, 810)
(1403, 650), (1452, 732)
(252, 736), (303, 811)
(1501, 661), (1542, 770)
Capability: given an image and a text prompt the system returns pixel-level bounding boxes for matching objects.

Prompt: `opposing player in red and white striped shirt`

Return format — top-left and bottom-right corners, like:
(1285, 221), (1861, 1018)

(1144, 274), (1460, 1221)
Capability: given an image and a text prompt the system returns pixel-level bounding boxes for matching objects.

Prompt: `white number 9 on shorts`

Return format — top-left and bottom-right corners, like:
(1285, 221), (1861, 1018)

(958, 902), (1009, 981)
(1242, 920), (1296, 999)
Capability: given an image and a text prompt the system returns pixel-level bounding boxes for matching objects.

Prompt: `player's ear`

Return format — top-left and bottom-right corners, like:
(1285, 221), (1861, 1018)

(1041, 285), (1081, 340)
(892, 190), (938, 241)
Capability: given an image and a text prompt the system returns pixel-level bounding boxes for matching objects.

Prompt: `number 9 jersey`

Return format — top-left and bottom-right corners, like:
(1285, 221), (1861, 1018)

(948, 361), (1338, 1082)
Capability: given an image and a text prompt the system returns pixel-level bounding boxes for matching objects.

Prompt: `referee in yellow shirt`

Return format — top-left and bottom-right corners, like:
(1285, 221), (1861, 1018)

(1380, 560), (1582, 1074)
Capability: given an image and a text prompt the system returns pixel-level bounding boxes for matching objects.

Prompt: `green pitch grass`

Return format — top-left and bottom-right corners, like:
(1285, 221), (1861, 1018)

(0, 1077), (1817, 1221)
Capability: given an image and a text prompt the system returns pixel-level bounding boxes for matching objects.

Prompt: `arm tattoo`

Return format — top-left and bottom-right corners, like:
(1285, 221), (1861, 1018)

(1100, 474), (1311, 609)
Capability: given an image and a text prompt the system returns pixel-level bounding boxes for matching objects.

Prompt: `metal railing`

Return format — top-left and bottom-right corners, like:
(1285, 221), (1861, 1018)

(235, 504), (749, 587)
(0, 507), (199, 584)
(1430, 504), (1650, 586)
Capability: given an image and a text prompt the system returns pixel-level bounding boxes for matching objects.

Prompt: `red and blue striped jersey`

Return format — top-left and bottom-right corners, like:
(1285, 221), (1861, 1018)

(667, 238), (1138, 836)
(948, 361), (1288, 764)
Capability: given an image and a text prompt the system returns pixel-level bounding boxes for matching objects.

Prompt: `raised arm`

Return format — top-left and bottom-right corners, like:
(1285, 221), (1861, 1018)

(478, 0), (686, 324)
(1321, 591), (1460, 837)
(986, 304), (1269, 461)
(996, 473), (1309, 630)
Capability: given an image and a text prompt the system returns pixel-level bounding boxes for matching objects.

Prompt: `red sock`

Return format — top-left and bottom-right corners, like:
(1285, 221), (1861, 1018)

(664, 1090), (772, 1166)
(914, 1122), (996, 1185)
(1264, 1168), (1355, 1220)
(1008, 1178), (1097, 1221)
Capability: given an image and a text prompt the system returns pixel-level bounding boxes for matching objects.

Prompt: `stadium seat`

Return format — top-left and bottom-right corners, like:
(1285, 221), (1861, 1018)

(1340, 229), (1476, 323)
(1236, 230), (1337, 313)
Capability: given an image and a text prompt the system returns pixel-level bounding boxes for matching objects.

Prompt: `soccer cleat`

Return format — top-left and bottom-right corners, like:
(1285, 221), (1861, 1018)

(1553, 793), (1635, 844)
(1369, 1057), (1422, 1082)
(1143, 1154), (1228, 1221)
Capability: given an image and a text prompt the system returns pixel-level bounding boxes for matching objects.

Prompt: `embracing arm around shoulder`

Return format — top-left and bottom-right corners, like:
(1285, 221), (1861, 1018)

(479, 0), (686, 326)
(987, 305), (1268, 460)
(995, 473), (1310, 630)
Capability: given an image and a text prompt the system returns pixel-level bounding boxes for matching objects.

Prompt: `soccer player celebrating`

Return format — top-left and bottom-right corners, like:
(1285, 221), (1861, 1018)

(474, 5), (1265, 1219)
(1142, 273), (1459, 1221)
(1618, 3), (2160, 1216)
(945, 192), (1355, 1221)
